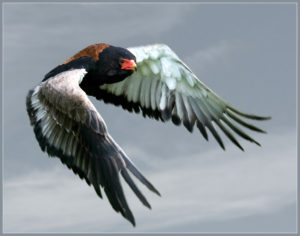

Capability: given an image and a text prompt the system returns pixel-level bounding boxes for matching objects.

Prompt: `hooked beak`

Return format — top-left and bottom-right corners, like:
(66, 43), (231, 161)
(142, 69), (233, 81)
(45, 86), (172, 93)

(120, 59), (137, 71)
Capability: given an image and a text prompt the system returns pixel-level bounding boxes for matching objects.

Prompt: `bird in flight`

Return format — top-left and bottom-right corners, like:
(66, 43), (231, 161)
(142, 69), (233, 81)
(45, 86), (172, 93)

(26, 43), (270, 226)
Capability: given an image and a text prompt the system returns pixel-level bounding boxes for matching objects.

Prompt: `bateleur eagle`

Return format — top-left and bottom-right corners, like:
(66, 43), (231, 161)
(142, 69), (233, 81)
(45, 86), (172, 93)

(26, 43), (270, 226)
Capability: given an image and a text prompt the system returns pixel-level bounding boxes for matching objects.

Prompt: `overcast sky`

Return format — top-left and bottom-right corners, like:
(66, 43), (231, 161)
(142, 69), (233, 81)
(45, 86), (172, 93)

(3, 2), (297, 233)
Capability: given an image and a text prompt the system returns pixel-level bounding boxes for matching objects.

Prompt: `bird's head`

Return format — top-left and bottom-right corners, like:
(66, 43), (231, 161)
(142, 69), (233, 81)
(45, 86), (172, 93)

(94, 46), (137, 84)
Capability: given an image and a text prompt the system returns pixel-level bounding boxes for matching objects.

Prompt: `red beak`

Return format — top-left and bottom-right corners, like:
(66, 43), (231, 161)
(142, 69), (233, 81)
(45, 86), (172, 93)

(120, 59), (137, 71)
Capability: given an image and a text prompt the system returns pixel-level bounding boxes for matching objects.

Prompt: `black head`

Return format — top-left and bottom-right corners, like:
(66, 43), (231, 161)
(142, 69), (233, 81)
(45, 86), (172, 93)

(93, 45), (137, 85)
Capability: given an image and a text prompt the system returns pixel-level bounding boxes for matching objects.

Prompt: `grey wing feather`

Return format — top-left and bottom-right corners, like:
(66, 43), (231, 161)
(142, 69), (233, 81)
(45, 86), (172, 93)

(96, 44), (270, 150)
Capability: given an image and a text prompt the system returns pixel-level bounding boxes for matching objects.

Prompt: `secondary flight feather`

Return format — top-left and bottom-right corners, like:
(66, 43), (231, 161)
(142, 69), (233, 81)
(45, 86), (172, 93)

(26, 43), (270, 226)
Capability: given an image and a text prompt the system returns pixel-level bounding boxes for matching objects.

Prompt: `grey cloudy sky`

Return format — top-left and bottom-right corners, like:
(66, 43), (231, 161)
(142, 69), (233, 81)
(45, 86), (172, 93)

(3, 2), (297, 233)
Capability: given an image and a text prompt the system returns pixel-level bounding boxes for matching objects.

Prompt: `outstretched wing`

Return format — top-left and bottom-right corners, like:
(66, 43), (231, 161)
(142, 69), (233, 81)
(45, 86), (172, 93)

(26, 68), (160, 226)
(92, 44), (270, 151)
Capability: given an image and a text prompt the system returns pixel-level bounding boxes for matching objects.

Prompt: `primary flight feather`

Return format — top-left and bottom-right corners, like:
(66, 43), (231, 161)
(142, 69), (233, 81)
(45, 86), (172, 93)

(26, 43), (270, 226)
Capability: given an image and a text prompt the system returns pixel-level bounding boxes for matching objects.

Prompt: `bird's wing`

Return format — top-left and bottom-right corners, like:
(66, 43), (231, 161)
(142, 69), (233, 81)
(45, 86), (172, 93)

(26, 68), (160, 226)
(94, 44), (270, 151)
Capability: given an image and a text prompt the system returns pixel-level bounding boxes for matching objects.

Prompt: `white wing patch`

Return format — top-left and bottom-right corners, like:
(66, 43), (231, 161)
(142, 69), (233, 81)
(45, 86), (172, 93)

(99, 44), (269, 150)
(29, 84), (81, 159)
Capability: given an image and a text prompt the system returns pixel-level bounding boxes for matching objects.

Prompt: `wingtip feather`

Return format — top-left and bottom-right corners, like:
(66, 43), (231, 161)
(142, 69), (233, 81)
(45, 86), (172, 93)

(120, 169), (152, 209)
(228, 106), (271, 121)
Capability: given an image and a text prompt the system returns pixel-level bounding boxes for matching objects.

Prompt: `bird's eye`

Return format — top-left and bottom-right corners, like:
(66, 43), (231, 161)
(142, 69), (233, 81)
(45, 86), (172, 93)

(119, 58), (125, 65)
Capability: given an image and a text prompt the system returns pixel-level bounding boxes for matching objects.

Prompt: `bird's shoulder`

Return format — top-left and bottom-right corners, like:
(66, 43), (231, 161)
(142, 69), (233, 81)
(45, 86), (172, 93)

(62, 43), (111, 64)
(42, 43), (111, 82)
